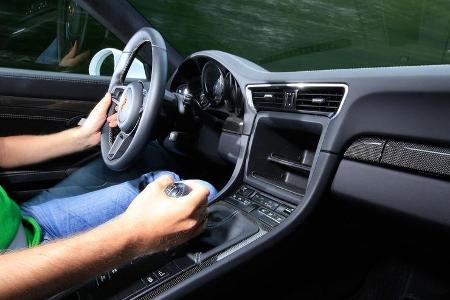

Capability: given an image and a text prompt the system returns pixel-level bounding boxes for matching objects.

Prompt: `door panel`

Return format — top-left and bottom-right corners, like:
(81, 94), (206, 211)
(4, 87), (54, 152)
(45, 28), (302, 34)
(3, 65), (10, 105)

(0, 95), (95, 136)
(0, 69), (110, 201)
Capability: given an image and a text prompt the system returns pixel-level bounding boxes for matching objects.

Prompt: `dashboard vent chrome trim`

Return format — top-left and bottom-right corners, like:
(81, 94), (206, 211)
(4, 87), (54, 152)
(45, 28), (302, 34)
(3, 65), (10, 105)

(246, 83), (348, 117)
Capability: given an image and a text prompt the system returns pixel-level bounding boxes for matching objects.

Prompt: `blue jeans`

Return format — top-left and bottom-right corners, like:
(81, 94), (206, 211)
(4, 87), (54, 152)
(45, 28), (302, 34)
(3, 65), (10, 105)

(20, 142), (217, 243)
(21, 170), (217, 243)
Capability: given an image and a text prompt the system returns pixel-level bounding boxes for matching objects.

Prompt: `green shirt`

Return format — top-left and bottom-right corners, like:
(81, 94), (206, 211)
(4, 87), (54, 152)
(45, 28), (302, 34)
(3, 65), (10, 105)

(0, 186), (42, 250)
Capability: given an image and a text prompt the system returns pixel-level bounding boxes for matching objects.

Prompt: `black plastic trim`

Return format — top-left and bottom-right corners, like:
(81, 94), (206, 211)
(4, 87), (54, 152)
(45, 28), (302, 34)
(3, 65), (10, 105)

(332, 159), (450, 228)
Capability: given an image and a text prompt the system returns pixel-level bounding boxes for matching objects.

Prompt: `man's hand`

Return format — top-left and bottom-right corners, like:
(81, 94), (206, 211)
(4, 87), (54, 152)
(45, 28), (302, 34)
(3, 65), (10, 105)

(77, 93), (112, 148)
(120, 175), (209, 255)
(107, 104), (119, 128)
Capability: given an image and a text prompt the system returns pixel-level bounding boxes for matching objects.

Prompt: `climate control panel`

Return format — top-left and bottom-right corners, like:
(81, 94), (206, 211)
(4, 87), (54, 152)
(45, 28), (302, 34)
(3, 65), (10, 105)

(225, 185), (296, 228)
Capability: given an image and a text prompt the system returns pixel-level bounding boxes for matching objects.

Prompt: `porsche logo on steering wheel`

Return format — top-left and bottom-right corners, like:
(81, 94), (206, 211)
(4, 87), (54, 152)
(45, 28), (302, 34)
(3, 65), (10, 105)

(119, 93), (127, 112)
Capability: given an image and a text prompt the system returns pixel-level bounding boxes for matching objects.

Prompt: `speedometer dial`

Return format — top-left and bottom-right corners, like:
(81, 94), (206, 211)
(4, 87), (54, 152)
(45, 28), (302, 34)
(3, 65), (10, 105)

(201, 61), (225, 107)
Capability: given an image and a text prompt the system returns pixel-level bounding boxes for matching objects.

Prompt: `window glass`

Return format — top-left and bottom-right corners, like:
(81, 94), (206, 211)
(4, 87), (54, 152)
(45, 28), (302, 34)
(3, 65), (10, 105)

(0, 0), (124, 75)
(130, 0), (450, 72)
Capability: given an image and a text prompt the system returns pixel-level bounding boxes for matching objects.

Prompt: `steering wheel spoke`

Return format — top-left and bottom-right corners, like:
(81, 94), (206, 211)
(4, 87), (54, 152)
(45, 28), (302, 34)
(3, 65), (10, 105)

(110, 85), (127, 105)
(107, 131), (132, 160)
(112, 98), (120, 106)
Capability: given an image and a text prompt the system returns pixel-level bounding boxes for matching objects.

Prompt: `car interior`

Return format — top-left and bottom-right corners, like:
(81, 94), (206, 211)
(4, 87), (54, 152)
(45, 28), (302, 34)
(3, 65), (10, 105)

(2, 0), (450, 299)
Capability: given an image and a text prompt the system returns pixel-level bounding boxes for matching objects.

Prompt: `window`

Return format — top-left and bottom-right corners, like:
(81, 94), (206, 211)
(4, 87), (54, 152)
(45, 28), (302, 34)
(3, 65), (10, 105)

(0, 0), (123, 76)
(130, 0), (450, 72)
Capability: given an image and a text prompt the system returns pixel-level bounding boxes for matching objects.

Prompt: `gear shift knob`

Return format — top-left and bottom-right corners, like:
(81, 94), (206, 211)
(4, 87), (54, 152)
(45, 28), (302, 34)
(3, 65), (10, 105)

(164, 182), (192, 198)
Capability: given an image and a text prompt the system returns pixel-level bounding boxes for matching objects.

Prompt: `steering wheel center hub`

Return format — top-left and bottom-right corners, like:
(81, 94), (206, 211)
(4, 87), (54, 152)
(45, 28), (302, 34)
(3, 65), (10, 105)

(117, 82), (143, 133)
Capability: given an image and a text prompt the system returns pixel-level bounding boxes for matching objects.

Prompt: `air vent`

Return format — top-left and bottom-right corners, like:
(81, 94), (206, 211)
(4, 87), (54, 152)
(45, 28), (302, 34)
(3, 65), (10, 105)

(250, 84), (346, 116)
(251, 87), (288, 110)
(296, 86), (345, 114)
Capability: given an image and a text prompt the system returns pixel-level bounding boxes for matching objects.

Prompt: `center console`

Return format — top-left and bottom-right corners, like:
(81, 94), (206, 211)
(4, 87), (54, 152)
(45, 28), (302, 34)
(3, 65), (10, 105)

(63, 112), (325, 300)
(71, 185), (294, 300)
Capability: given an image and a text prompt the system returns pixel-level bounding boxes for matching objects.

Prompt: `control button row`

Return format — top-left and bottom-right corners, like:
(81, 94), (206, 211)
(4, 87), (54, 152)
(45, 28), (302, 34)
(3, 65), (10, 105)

(231, 194), (252, 205)
(237, 186), (255, 198)
(275, 204), (295, 216)
(227, 186), (296, 227)
(141, 263), (180, 288)
(143, 274), (157, 285)
(96, 268), (119, 287)
(227, 197), (258, 213)
(252, 193), (279, 210)
(258, 207), (286, 224)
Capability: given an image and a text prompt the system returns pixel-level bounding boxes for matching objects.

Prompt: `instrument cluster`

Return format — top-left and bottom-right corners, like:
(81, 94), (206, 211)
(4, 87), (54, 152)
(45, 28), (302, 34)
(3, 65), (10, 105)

(174, 60), (244, 117)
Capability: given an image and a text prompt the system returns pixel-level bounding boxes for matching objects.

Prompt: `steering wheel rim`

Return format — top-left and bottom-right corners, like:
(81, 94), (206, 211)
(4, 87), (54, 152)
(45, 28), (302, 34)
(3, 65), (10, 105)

(101, 27), (167, 171)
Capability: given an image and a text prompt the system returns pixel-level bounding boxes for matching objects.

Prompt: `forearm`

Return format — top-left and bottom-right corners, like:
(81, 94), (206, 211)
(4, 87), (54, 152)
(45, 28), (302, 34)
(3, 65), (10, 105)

(0, 127), (96, 169)
(0, 176), (208, 300)
(0, 216), (143, 300)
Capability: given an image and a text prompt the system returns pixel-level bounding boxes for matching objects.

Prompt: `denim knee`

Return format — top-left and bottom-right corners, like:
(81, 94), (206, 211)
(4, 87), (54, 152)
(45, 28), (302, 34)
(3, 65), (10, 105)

(139, 171), (181, 186)
(139, 171), (217, 202)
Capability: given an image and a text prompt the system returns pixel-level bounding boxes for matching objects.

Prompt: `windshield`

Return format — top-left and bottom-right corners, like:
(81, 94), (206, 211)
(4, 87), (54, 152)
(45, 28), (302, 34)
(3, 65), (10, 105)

(130, 0), (450, 72)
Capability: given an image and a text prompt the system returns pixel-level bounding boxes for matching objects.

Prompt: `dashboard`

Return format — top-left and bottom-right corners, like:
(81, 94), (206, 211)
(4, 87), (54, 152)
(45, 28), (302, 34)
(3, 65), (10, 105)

(139, 50), (450, 300)
(54, 48), (450, 300)
(166, 50), (450, 225)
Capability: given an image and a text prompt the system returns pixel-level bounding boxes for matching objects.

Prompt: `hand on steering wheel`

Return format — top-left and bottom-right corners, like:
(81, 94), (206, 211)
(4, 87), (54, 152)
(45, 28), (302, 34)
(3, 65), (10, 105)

(101, 28), (168, 171)
(107, 105), (119, 128)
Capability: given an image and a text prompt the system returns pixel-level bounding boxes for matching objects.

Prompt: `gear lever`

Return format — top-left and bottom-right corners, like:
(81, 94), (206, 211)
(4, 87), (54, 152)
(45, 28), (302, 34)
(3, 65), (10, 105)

(164, 182), (192, 197)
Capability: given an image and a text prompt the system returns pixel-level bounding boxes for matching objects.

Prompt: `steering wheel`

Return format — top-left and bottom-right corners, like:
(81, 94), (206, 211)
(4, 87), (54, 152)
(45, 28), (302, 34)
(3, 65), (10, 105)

(101, 28), (167, 171)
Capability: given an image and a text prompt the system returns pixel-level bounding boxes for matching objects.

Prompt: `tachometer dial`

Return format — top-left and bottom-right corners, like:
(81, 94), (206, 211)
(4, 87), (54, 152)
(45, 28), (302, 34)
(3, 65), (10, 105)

(201, 61), (225, 107)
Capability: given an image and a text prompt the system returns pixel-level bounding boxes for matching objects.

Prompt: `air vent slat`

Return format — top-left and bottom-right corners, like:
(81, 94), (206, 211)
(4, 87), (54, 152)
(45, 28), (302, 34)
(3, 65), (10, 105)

(251, 84), (346, 116)
(297, 104), (337, 108)
(299, 93), (342, 97)
(297, 98), (341, 102)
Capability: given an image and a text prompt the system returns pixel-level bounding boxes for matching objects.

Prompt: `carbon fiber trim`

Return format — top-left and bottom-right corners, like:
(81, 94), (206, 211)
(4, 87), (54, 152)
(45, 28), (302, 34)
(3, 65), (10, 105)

(345, 138), (450, 178)
(344, 138), (386, 163)
(381, 141), (450, 177)
(136, 255), (218, 300)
